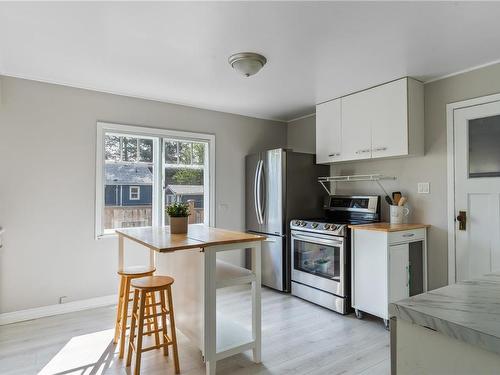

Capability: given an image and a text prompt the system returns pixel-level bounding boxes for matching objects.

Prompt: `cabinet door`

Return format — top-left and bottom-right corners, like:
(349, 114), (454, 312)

(315, 99), (342, 164)
(389, 243), (409, 303)
(371, 78), (409, 158)
(341, 91), (373, 161)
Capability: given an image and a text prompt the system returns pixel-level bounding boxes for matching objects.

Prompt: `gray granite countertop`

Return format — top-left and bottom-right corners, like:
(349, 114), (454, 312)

(390, 272), (500, 355)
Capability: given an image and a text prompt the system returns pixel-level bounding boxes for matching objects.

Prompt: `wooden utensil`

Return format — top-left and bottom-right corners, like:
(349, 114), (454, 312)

(398, 196), (407, 206)
(392, 192), (402, 205)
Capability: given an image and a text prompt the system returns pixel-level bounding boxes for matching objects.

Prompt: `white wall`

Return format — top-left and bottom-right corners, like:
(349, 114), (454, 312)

(0, 76), (286, 313)
(287, 114), (315, 154)
(287, 63), (500, 290)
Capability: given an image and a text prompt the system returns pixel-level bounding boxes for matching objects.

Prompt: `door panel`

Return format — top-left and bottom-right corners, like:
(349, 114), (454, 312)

(261, 149), (284, 235)
(371, 78), (408, 158)
(454, 101), (500, 281)
(341, 91), (373, 161)
(316, 99), (342, 163)
(261, 235), (284, 290)
(245, 153), (261, 233)
(389, 244), (409, 303)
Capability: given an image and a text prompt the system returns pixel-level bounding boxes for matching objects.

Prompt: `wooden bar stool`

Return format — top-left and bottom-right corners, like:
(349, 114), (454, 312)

(127, 276), (180, 375)
(114, 265), (157, 358)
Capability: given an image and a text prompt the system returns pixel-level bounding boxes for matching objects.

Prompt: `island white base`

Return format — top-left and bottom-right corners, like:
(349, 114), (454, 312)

(154, 243), (261, 375)
(393, 319), (500, 375)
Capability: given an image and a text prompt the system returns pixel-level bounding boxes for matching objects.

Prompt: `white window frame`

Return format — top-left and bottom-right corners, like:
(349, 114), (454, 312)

(129, 186), (141, 200)
(96, 121), (215, 238)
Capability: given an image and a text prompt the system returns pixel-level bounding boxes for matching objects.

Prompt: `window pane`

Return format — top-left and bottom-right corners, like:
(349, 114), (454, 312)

(139, 139), (153, 162)
(164, 140), (207, 225)
(122, 137), (138, 162)
(469, 115), (500, 178)
(179, 142), (192, 165)
(192, 142), (205, 165)
(165, 141), (178, 164)
(104, 133), (153, 231)
(104, 135), (120, 161)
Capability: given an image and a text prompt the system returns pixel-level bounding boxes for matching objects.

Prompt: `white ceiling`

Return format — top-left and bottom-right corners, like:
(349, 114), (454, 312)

(1, 2), (500, 122)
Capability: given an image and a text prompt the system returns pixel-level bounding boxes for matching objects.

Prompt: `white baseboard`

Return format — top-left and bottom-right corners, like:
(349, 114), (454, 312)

(0, 294), (117, 326)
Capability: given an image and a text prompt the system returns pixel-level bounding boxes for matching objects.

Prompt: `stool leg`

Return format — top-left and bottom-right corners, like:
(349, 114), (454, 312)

(146, 293), (153, 335)
(167, 286), (180, 374)
(134, 290), (147, 375)
(159, 289), (169, 357)
(119, 277), (131, 358)
(150, 291), (160, 347)
(114, 276), (125, 344)
(126, 289), (140, 367)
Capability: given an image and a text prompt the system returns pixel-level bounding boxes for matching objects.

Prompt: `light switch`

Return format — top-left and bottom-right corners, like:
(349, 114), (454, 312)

(418, 182), (430, 194)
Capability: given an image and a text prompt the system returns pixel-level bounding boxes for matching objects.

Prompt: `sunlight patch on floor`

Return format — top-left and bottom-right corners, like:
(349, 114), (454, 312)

(38, 328), (116, 375)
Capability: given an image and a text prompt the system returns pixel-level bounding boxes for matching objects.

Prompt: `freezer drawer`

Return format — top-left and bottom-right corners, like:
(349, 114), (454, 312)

(261, 235), (284, 291)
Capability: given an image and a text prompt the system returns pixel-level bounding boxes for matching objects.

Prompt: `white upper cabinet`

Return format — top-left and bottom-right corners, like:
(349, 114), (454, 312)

(315, 98), (341, 164)
(370, 79), (408, 159)
(341, 89), (373, 161)
(315, 77), (424, 164)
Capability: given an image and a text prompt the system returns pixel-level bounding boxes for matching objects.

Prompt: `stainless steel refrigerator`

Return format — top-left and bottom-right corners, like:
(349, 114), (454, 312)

(246, 148), (329, 292)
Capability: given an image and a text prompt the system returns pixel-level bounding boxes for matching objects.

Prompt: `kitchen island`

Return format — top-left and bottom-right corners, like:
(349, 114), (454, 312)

(389, 272), (500, 374)
(116, 224), (265, 375)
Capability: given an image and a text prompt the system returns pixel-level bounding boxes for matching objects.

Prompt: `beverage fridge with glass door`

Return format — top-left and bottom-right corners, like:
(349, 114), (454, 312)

(245, 148), (328, 292)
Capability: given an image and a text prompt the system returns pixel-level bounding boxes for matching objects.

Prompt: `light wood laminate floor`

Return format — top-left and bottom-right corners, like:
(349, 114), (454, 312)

(0, 287), (389, 375)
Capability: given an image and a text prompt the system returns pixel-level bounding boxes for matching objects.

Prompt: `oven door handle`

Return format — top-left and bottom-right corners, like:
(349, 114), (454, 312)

(291, 233), (343, 246)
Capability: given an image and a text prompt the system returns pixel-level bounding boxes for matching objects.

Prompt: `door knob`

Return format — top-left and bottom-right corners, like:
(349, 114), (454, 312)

(456, 211), (466, 231)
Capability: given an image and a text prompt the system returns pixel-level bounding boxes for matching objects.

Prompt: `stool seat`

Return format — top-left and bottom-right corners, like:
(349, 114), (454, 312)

(118, 265), (156, 276)
(131, 276), (174, 290)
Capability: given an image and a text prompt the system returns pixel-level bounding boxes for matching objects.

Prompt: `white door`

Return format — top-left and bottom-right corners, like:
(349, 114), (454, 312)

(341, 91), (373, 161)
(316, 99), (342, 164)
(389, 244), (409, 303)
(454, 100), (500, 281)
(371, 78), (408, 159)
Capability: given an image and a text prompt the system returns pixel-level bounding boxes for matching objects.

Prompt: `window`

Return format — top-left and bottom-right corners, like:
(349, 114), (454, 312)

(96, 122), (215, 237)
(164, 139), (207, 226)
(129, 186), (141, 200)
(469, 115), (500, 178)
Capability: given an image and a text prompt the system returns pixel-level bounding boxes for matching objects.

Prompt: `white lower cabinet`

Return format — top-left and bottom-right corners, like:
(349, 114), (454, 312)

(351, 227), (427, 326)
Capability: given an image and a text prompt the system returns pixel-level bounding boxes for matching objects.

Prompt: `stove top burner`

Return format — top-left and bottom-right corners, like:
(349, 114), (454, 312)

(290, 219), (347, 236)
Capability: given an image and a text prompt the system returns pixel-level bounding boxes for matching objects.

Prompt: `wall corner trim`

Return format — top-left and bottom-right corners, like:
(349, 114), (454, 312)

(0, 294), (117, 326)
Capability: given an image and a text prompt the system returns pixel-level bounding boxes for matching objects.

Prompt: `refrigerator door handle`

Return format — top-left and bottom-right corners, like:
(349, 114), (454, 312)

(259, 160), (266, 222)
(254, 160), (263, 224)
(256, 160), (264, 224)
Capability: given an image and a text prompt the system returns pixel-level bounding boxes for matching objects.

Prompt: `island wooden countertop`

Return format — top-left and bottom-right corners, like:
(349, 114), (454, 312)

(116, 224), (266, 253)
(348, 223), (430, 232)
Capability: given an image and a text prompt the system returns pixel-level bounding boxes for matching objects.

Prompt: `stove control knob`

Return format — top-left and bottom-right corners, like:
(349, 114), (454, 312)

(311, 223), (319, 228)
(293, 220), (301, 226)
(302, 221), (307, 227)
(330, 225), (338, 231)
(323, 224), (330, 230)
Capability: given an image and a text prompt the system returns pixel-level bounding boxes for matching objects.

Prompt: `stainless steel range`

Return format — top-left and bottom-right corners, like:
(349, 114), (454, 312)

(290, 195), (380, 314)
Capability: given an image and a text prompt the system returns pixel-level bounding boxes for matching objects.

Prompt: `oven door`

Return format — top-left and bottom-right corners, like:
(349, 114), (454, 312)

(291, 230), (345, 297)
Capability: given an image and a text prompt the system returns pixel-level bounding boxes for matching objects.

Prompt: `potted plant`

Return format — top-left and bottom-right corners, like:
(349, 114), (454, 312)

(314, 256), (331, 274)
(166, 202), (190, 234)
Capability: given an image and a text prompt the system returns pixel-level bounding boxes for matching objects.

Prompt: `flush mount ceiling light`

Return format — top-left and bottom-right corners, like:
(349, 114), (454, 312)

(228, 52), (267, 77)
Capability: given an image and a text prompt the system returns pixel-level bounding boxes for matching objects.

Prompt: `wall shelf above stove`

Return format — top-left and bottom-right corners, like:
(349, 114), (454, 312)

(318, 174), (396, 195)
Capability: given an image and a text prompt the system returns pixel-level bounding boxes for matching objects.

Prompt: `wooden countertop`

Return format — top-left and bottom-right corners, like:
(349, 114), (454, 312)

(348, 223), (430, 232)
(116, 224), (265, 253)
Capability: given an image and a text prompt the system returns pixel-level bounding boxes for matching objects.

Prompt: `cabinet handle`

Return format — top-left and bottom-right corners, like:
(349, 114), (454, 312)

(355, 149), (371, 154)
(328, 152), (341, 157)
(372, 147), (387, 152)
(402, 233), (415, 238)
(407, 263), (411, 288)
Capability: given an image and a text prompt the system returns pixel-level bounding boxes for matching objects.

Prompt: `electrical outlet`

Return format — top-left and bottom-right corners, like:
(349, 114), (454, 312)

(418, 182), (430, 194)
(59, 296), (68, 304)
